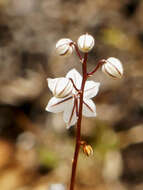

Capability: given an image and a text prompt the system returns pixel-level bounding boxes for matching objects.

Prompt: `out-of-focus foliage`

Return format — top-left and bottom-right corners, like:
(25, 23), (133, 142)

(38, 147), (59, 170)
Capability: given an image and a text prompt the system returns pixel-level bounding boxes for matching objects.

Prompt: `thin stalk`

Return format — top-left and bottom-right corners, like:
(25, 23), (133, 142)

(87, 59), (105, 77)
(69, 78), (80, 92)
(73, 43), (83, 61)
(69, 53), (88, 190)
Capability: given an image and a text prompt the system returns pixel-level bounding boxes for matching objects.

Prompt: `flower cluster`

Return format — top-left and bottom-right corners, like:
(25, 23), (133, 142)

(46, 33), (123, 128)
(46, 69), (100, 128)
(55, 34), (123, 79)
(55, 33), (95, 56)
(46, 33), (124, 190)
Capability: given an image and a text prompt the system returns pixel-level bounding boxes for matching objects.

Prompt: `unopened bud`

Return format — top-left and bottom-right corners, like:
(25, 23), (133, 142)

(83, 145), (93, 156)
(48, 77), (73, 98)
(102, 57), (123, 79)
(77, 34), (95, 53)
(56, 38), (74, 56)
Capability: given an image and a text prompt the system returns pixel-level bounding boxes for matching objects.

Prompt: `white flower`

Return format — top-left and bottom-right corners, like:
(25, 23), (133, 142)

(48, 77), (73, 98)
(56, 38), (74, 56)
(102, 57), (123, 79)
(77, 34), (95, 53)
(46, 69), (100, 128)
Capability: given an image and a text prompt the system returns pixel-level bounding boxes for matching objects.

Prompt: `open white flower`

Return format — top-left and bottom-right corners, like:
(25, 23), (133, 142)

(47, 77), (73, 98)
(46, 69), (100, 128)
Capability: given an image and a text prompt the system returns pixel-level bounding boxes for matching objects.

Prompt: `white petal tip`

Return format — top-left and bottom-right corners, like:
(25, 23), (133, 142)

(66, 124), (72, 129)
(93, 113), (97, 117)
(68, 68), (78, 74)
(45, 106), (49, 112)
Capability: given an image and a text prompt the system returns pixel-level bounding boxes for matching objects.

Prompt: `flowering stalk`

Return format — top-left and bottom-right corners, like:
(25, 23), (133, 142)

(45, 34), (123, 190)
(87, 59), (105, 77)
(69, 52), (88, 190)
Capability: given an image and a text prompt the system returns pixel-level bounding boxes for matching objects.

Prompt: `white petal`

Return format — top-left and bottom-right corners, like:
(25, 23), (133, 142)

(102, 57), (123, 79)
(63, 98), (77, 128)
(77, 34), (95, 53)
(45, 96), (72, 113)
(107, 57), (123, 76)
(47, 78), (58, 94)
(82, 98), (96, 117)
(47, 77), (73, 98)
(103, 63), (119, 78)
(66, 69), (82, 90)
(56, 38), (74, 57)
(54, 78), (73, 98)
(84, 81), (100, 99)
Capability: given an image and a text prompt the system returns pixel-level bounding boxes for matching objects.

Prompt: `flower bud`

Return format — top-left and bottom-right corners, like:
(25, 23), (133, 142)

(48, 77), (73, 98)
(56, 38), (74, 56)
(102, 57), (123, 79)
(83, 145), (93, 156)
(77, 34), (95, 53)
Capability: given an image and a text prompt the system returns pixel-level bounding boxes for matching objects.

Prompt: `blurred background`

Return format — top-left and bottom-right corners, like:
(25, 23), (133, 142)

(0, 0), (142, 189)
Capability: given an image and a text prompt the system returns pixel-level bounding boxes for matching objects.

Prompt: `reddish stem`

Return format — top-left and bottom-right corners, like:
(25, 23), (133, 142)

(72, 42), (83, 61)
(69, 53), (88, 190)
(69, 78), (80, 92)
(87, 59), (105, 77)
(74, 96), (79, 117)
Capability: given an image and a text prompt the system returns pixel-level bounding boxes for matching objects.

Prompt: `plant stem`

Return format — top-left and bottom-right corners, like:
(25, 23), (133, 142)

(87, 59), (105, 77)
(69, 53), (88, 190)
(73, 43), (83, 61)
